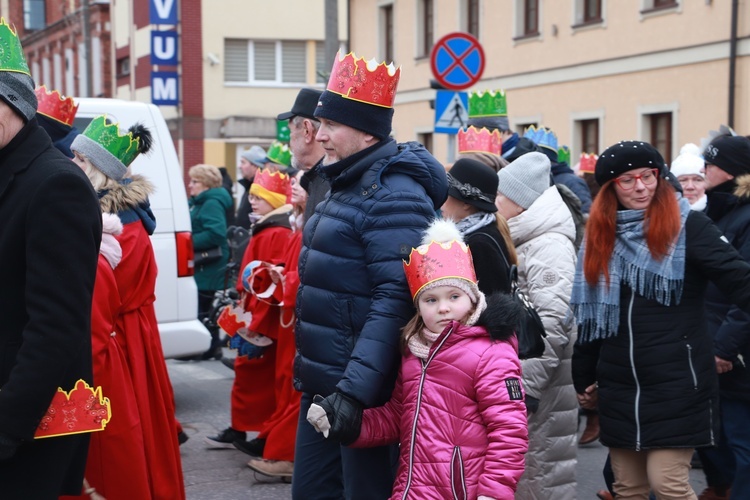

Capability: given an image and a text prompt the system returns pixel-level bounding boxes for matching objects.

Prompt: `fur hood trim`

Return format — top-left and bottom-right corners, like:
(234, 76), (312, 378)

(99, 175), (154, 214)
(474, 292), (522, 342)
(734, 174), (750, 200)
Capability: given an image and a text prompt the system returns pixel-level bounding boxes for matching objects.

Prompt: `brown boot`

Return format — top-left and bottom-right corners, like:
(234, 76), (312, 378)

(247, 458), (293, 478)
(596, 490), (614, 500)
(698, 487), (731, 500)
(579, 412), (600, 445)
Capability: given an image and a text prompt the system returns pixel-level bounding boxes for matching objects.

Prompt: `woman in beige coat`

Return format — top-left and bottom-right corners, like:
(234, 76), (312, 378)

(496, 152), (579, 499)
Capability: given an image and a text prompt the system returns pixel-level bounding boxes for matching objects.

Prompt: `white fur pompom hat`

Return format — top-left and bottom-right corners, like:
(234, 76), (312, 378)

(403, 219), (487, 325)
(670, 143), (705, 179)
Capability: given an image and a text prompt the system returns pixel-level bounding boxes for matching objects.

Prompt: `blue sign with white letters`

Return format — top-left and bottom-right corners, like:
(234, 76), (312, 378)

(151, 31), (178, 66)
(150, 0), (178, 24)
(152, 72), (179, 106)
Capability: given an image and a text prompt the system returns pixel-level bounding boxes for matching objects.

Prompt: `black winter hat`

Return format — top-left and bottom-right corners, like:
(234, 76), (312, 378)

(595, 141), (667, 186)
(277, 88), (323, 121)
(313, 90), (393, 140)
(704, 135), (750, 177)
(447, 158), (498, 213)
(504, 137), (542, 163)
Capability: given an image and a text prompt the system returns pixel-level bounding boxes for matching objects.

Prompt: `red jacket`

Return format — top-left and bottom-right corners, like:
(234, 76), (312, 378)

(353, 315), (528, 500)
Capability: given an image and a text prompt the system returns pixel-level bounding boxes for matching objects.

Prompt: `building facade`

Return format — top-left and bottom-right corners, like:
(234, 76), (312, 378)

(349, 0), (750, 165)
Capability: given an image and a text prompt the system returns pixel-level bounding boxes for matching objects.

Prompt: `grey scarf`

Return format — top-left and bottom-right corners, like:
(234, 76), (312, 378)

(455, 212), (496, 236)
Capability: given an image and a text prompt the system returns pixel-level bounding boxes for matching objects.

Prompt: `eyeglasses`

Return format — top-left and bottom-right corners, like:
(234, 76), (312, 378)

(614, 169), (659, 190)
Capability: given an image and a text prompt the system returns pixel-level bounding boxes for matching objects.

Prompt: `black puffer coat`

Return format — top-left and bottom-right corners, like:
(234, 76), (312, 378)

(573, 211), (750, 450)
(704, 175), (750, 401)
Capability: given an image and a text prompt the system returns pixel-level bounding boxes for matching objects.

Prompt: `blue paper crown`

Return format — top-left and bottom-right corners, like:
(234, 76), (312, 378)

(523, 125), (558, 152)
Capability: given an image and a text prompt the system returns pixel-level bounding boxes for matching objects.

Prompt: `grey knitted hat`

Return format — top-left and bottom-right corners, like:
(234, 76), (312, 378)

(0, 71), (37, 122)
(496, 151), (551, 209)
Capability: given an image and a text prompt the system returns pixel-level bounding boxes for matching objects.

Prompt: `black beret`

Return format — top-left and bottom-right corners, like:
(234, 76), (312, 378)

(595, 141), (667, 186)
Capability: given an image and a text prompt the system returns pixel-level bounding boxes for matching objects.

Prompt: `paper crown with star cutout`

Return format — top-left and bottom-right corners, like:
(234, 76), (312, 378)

(35, 85), (78, 126)
(524, 125), (558, 152)
(325, 51), (400, 108)
(34, 380), (111, 439)
(249, 168), (290, 209)
(266, 141), (292, 167)
(0, 18), (31, 76)
(579, 153), (598, 174)
(457, 125), (503, 156)
(466, 89), (509, 132)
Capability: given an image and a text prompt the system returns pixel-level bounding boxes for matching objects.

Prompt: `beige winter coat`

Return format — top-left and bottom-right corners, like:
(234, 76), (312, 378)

(510, 186), (579, 500)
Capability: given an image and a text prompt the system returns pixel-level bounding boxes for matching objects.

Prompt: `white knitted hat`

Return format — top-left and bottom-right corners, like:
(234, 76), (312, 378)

(496, 152), (551, 209)
(670, 143), (704, 179)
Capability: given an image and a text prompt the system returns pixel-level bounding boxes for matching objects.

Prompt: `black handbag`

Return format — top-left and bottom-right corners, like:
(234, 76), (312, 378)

(194, 246), (223, 267)
(474, 233), (547, 359)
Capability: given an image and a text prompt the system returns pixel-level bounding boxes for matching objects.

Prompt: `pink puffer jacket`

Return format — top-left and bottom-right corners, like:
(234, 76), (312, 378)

(352, 297), (528, 500)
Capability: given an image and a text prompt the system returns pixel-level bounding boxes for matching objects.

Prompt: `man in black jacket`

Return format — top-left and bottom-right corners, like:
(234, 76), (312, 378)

(0, 19), (101, 496)
(235, 145), (268, 229)
(700, 134), (750, 498)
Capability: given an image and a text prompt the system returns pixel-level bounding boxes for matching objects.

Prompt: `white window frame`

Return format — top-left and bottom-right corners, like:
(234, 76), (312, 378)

(224, 40), (308, 88)
(570, 110), (605, 162)
(637, 102), (678, 156)
(513, 0), (543, 43)
(379, 1), (395, 63)
(639, 0), (681, 20)
(572, 0), (606, 32)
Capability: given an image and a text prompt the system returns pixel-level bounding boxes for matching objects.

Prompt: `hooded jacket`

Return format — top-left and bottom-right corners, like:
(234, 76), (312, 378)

(507, 185), (579, 499)
(352, 294), (528, 500)
(190, 186), (233, 291)
(704, 175), (750, 401)
(551, 161), (592, 214)
(295, 139), (448, 407)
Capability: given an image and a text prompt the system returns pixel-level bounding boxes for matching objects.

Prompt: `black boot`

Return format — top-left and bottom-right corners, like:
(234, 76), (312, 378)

(200, 328), (223, 360)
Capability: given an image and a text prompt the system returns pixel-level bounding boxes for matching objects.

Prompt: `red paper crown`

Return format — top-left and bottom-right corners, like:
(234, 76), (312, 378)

(403, 240), (477, 299)
(457, 126), (503, 156)
(34, 379), (111, 439)
(326, 51), (401, 108)
(579, 153), (598, 174)
(34, 85), (78, 126)
(255, 169), (290, 197)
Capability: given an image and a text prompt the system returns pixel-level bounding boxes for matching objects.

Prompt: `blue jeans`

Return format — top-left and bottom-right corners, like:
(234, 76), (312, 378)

(292, 392), (398, 500)
(722, 398), (750, 499)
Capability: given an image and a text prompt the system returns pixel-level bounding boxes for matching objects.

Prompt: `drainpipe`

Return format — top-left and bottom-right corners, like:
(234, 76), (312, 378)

(728, 0), (739, 128)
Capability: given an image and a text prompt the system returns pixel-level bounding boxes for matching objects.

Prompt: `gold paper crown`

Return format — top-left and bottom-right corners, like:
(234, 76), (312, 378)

(35, 85), (79, 126)
(458, 126), (503, 156)
(326, 51), (401, 108)
(403, 240), (477, 300)
(34, 380), (111, 439)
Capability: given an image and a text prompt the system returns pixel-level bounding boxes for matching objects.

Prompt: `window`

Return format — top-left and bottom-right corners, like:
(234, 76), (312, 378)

(117, 57), (131, 78)
(641, 0), (678, 14)
(418, 132), (433, 154)
(580, 119), (599, 154)
(418, 0), (434, 57)
(583, 0), (601, 23)
(523, 0), (539, 36)
(315, 41), (328, 84)
(381, 4), (394, 63)
(23, 0), (45, 31)
(466, 0), (480, 38)
(224, 39), (307, 85)
(648, 113), (672, 162)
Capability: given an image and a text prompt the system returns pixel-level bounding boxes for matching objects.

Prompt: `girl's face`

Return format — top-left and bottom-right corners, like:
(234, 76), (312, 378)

(613, 167), (659, 210)
(249, 194), (274, 217)
(72, 152), (88, 171)
(290, 171), (307, 208)
(678, 174), (706, 204)
(495, 192), (523, 221)
(417, 285), (474, 335)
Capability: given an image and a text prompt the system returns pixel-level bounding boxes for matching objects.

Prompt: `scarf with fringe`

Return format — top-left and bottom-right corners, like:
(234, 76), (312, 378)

(571, 197), (691, 343)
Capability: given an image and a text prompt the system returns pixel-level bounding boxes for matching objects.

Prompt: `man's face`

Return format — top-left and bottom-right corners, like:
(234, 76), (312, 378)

(315, 118), (371, 165)
(288, 117), (306, 163)
(0, 100), (24, 149)
(239, 157), (258, 180)
(704, 163), (734, 190)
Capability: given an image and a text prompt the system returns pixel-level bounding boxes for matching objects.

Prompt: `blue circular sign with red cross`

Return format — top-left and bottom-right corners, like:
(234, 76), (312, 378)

(430, 32), (485, 90)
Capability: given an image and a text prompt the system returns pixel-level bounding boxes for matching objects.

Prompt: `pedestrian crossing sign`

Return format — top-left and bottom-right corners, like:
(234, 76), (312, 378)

(434, 90), (469, 134)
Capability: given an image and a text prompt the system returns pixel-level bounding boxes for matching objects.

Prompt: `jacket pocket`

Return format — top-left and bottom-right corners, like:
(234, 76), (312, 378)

(450, 446), (467, 500)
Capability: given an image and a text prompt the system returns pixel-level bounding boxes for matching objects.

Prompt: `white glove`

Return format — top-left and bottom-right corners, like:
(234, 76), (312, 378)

(306, 401), (331, 438)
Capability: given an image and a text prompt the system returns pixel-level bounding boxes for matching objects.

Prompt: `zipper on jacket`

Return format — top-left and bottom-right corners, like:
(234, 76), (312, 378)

(402, 327), (453, 499)
(627, 289), (643, 451)
(450, 446), (467, 500)
(686, 344), (698, 390)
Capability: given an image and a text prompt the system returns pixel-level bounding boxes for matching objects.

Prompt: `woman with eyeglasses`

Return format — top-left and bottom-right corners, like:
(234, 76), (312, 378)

(571, 141), (750, 499)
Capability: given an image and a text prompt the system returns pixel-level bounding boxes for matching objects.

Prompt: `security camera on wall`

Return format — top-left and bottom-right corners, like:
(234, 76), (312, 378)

(207, 53), (220, 66)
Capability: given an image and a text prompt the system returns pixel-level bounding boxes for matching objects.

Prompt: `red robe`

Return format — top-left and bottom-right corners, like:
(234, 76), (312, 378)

(257, 230), (303, 461)
(114, 221), (185, 499)
(231, 223), (291, 431)
(61, 255), (150, 500)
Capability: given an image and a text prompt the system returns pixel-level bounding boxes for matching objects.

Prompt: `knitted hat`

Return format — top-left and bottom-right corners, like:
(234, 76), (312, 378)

(497, 152), (551, 209)
(447, 158), (498, 213)
(595, 141), (667, 186)
(404, 219), (487, 326)
(503, 137), (542, 163)
(277, 88), (323, 121)
(314, 51), (400, 140)
(249, 169), (290, 209)
(670, 143), (704, 179)
(241, 145), (269, 168)
(70, 116), (153, 181)
(0, 19), (37, 122)
(704, 135), (750, 178)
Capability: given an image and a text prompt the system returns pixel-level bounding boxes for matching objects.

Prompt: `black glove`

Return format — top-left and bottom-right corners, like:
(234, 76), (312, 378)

(525, 395), (540, 414)
(0, 432), (21, 460)
(307, 392), (363, 445)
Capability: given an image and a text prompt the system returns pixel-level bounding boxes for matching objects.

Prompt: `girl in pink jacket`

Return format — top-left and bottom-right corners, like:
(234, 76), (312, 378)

(308, 219), (529, 499)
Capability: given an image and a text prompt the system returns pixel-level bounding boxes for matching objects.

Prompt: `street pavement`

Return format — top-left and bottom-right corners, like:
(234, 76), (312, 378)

(171, 352), (707, 499)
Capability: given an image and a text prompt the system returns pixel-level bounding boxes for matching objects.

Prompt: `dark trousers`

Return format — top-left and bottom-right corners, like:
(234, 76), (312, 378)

(701, 397), (750, 498)
(292, 392), (397, 500)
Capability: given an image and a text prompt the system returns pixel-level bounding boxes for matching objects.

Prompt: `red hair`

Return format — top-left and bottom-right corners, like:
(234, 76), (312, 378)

(583, 179), (681, 286)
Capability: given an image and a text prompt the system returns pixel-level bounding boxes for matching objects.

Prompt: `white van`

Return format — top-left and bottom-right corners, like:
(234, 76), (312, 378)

(74, 98), (211, 359)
